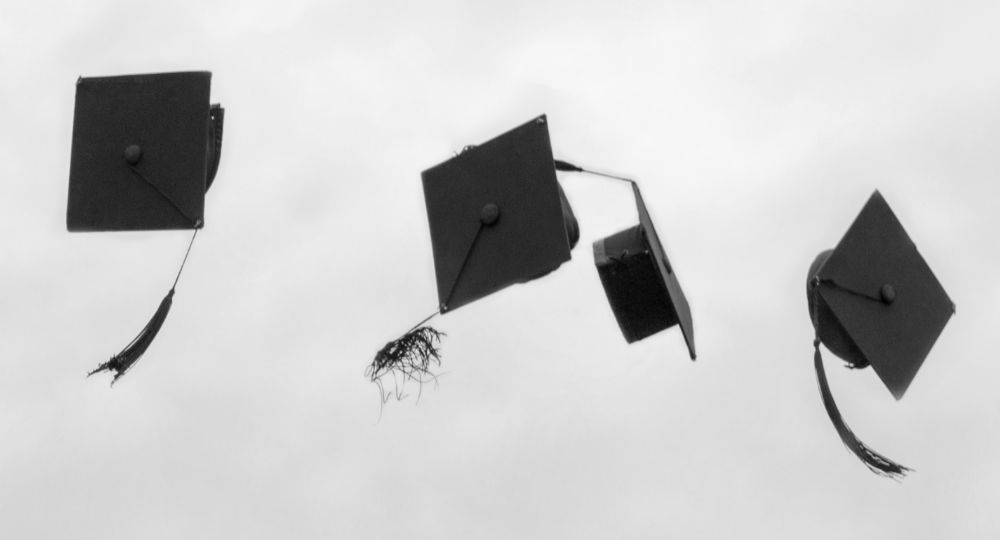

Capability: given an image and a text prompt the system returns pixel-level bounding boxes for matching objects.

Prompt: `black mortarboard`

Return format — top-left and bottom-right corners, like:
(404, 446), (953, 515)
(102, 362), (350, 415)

(422, 114), (579, 313)
(69, 71), (225, 384)
(807, 190), (954, 478)
(68, 71), (223, 231)
(369, 115), (579, 402)
(593, 183), (695, 358)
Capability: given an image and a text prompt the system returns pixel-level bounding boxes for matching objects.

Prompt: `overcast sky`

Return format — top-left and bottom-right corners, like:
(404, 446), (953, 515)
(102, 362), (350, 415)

(2, 0), (999, 538)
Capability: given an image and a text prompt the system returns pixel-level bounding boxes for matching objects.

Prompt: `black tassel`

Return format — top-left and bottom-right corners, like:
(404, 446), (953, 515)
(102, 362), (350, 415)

(88, 289), (174, 385)
(367, 326), (445, 403)
(814, 340), (912, 479)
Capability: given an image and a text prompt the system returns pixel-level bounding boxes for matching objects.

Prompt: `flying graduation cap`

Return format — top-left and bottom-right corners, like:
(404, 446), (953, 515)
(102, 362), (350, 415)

(807, 190), (954, 478)
(552, 159), (695, 357)
(68, 71), (224, 384)
(368, 115), (580, 401)
(592, 182), (695, 357)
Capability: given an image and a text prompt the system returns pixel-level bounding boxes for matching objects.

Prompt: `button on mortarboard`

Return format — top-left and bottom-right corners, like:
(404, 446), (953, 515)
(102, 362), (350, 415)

(421, 115), (578, 313)
(814, 190), (955, 400)
(593, 183), (695, 358)
(67, 71), (218, 231)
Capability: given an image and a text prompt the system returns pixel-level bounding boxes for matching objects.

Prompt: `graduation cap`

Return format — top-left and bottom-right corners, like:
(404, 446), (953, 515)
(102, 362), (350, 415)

(68, 71), (224, 384)
(368, 115), (580, 402)
(553, 159), (696, 358)
(807, 190), (954, 478)
(592, 183), (695, 358)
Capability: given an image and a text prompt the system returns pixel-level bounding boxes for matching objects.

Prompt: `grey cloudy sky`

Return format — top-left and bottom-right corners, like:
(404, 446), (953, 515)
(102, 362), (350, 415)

(1, 0), (998, 538)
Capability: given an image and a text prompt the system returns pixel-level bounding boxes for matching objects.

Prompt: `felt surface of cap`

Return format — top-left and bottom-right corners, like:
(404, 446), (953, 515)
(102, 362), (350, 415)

(632, 183), (696, 359)
(593, 225), (679, 344)
(67, 71), (213, 231)
(421, 115), (573, 313)
(814, 190), (954, 399)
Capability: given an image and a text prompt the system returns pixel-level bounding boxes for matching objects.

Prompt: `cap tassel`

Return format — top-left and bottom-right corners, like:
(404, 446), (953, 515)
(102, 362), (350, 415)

(88, 289), (174, 384)
(87, 229), (198, 385)
(367, 221), (487, 404)
(367, 313), (445, 403)
(813, 339), (912, 479)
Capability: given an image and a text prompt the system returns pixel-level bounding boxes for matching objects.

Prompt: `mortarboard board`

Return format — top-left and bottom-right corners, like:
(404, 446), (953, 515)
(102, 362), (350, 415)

(422, 115), (579, 313)
(369, 115), (580, 402)
(68, 71), (223, 231)
(807, 190), (954, 478)
(68, 71), (225, 384)
(593, 183), (695, 358)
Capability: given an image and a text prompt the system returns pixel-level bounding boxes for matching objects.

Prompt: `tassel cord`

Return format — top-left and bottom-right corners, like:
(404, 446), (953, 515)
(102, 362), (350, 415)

(815, 277), (884, 304)
(366, 213), (498, 406)
(87, 229), (200, 384)
(440, 223), (485, 311)
(364, 218), (482, 378)
(554, 159), (636, 185)
(405, 309), (441, 335)
(172, 228), (199, 291)
(372, 221), (485, 379)
(127, 165), (201, 227)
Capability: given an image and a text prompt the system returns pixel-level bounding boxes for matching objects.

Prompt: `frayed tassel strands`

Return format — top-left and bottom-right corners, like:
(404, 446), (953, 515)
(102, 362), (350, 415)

(88, 290), (174, 385)
(814, 339), (911, 479)
(367, 311), (445, 403)
(87, 229), (198, 386)
(367, 326), (445, 403)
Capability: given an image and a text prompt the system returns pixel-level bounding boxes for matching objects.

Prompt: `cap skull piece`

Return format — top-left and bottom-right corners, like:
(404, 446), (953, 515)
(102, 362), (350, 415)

(593, 182), (695, 359)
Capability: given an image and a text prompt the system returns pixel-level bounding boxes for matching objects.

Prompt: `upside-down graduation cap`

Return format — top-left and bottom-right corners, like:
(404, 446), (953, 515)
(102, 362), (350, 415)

(807, 190), (954, 478)
(593, 183), (695, 358)
(68, 71), (224, 384)
(368, 115), (579, 401)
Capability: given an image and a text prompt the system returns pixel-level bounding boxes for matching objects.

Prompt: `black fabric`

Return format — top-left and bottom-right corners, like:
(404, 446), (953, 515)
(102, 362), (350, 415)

(814, 190), (954, 399)
(421, 115), (573, 313)
(68, 71), (215, 231)
(594, 225), (678, 344)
